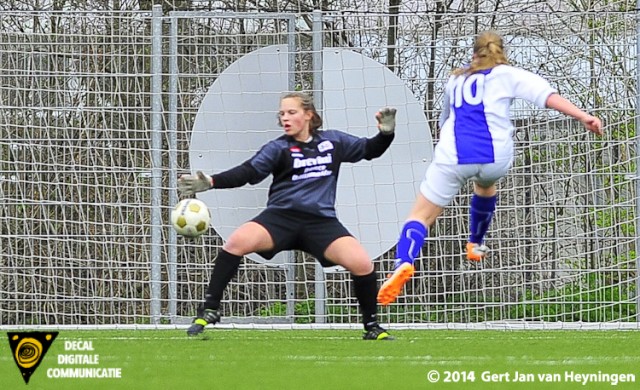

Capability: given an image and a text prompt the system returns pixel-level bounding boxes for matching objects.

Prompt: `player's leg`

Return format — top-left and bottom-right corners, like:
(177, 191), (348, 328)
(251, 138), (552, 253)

(466, 161), (509, 261)
(187, 221), (275, 336)
(467, 182), (497, 261)
(376, 194), (441, 305)
(378, 163), (458, 305)
(323, 235), (393, 340)
(397, 193), (446, 265)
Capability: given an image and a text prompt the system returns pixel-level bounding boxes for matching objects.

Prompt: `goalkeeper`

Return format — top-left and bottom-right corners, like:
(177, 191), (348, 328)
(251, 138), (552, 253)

(179, 91), (397, 340)
(377, 30), (603, 305)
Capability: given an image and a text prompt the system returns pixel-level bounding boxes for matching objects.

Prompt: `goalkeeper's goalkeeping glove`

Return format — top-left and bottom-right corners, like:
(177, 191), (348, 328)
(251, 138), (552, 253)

(376, 107), (397, 135)
(178, 171), (213, 196)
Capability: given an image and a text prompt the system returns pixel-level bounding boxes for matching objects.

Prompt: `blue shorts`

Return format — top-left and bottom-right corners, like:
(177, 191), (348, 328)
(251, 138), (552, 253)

(251, 208), (351, 267)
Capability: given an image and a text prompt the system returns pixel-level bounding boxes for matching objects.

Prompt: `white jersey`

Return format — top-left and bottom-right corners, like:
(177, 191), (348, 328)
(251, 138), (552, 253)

(435, 65), (557, 165)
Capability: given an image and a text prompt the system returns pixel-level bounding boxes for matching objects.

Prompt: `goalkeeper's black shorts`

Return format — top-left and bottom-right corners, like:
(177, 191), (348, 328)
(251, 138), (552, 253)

(251, 208), (351, 267)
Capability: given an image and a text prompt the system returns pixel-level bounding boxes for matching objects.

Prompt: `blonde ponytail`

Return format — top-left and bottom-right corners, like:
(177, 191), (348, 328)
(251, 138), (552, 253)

(453, 31), (510, 76)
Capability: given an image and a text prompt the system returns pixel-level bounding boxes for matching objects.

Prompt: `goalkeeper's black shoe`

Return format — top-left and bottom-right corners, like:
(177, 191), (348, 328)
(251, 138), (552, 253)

(363, 324), (394, 340)
(186, 309), (221, 336)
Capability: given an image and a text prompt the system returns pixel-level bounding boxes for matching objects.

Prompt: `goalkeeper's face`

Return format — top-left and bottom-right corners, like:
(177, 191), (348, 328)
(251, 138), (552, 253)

(279, 97), (312, 141)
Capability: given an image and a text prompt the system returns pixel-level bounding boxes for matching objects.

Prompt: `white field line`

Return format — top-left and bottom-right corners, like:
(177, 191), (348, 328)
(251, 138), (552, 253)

(281, 355), (640, 366)
(2, 322), (640, 331)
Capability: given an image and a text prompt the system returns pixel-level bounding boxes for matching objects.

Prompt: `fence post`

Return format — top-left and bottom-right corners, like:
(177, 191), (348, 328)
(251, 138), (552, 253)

(150, 4), (164, 324)
(635, 0), (640, 322)
(167, 12), (179, 323)
(312, 9), (327, 324)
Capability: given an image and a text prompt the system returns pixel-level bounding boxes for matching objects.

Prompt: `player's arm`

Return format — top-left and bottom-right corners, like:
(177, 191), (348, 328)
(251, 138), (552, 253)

(510, 67), (603, 136)
(177, 163), (257, 196)
(178, 141), (280, 196)
(178, 161), (262, 196)
(439, 83), (453, 128)
(545, 93), (603, 136)
(211, 161), (261, 188)
(364, 107), (397, 160)
(439, 101), (450, 128)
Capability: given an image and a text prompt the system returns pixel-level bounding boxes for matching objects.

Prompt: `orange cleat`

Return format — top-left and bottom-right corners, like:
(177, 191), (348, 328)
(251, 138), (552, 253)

(466, 242), (489, 261)
(377, 262), (415, 306)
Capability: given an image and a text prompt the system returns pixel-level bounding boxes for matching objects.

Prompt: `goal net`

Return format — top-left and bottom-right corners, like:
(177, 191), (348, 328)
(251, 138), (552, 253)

(0, 4), (637, 328)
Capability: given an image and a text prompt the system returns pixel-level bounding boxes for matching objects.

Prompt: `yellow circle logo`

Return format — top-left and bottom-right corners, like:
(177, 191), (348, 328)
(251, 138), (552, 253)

(14, 337), (43, 369)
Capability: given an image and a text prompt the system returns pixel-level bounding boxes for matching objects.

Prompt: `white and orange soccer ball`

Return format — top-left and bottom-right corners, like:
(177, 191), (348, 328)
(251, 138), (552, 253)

(170, 198), (211, 237)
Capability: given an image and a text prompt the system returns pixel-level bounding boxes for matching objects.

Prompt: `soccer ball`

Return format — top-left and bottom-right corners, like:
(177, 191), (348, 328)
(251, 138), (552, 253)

(170, 198), (211, 237)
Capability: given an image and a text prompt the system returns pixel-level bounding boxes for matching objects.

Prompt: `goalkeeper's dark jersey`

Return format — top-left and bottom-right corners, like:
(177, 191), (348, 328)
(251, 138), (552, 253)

(211, 130), (394, 218)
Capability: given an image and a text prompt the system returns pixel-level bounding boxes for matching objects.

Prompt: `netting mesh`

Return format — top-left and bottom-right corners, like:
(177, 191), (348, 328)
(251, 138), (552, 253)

(0, 5), (637, 326)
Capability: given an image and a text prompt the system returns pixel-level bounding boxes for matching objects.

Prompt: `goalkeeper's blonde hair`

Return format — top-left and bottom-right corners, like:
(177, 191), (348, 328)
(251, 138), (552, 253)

(278, 92), (323, 133)
(453, 31), (510, 76)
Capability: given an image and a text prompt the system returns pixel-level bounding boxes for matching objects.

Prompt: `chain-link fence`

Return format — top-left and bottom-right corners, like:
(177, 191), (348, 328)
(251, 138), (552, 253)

(0, 5), (637, 327)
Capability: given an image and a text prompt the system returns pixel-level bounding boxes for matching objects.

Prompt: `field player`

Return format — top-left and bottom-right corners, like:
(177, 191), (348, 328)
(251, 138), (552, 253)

(179, 91), (397, 340)
(377, 30), (603, 305)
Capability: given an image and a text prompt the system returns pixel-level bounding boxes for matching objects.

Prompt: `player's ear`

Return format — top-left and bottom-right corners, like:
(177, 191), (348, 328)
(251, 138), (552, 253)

(304, 109), (314, 121)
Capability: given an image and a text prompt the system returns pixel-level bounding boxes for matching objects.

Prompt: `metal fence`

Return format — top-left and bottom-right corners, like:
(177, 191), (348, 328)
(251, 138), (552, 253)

(0, 5), (638, 327)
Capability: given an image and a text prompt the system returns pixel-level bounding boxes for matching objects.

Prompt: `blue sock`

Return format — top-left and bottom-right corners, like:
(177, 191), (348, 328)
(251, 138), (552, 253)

(395, 220), (427, 267)
(469, 194), (497, 244)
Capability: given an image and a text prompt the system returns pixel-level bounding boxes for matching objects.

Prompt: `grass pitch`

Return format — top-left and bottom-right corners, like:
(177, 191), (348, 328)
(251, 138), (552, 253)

(2, 328), (639, 389)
